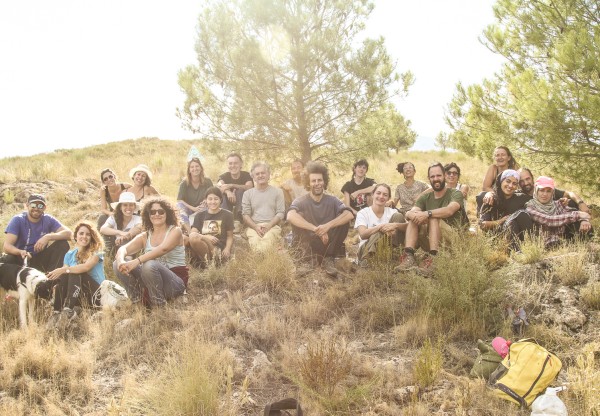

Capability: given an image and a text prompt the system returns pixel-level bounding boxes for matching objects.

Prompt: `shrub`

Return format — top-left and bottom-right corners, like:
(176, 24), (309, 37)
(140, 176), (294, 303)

(553, 250), (589, 286)
(514, 232), (546, 264)
(298, 337), (352, 398)
(581, 282), (600, 310)
(413, 338), (443, 388)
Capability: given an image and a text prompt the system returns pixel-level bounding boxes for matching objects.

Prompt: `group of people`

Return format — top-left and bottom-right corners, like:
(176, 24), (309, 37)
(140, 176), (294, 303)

(0, 146), (594, 324)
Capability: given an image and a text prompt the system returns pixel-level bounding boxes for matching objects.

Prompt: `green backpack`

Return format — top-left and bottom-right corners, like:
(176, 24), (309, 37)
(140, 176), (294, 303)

(489, 338), (562, 408)
(470, 339), (503, 380)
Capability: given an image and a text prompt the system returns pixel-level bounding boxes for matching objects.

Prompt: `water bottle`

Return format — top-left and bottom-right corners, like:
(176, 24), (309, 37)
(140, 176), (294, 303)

(531, 386), (567, 416)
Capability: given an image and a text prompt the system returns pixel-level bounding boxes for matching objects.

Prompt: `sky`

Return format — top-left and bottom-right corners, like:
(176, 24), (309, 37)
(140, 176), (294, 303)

(0, 0), (504, 159)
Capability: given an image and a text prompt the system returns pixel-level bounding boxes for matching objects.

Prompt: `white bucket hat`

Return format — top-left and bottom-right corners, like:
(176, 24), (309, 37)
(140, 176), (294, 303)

(111, 192), (141, 210)
(129, 164), (153, 181)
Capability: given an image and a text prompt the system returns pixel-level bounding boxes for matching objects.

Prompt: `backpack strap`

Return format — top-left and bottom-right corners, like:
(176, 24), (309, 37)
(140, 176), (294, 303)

(264, 398), (303, 416)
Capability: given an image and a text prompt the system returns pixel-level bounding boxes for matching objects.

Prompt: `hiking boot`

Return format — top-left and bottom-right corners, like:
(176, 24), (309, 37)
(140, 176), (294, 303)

(322, 257), (338, 278)
(394, 252), (417, 272)
(417, 255), (435, 277)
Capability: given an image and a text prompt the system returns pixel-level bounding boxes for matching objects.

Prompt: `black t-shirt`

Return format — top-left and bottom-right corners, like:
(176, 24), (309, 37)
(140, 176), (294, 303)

(218, 171), (253, 186)
(553, 188), (578, 209)
(340, 177), (375, 211)
(480, 192), (532, 222)
(191, 209), (234, 249)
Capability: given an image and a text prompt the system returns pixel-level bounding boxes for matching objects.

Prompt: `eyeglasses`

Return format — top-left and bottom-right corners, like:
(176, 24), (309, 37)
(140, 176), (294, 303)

(446, 171), (459, 176)
(29, 202), (45, 209)
(102, 174), (115, 182)
(150, 209), (166, 216)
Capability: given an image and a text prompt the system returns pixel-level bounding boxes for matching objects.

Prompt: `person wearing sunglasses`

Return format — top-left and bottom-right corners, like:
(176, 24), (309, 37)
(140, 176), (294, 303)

(1, 193), (72, 272)
(113, 197), (186, 307)
(97, 168), (131, 231)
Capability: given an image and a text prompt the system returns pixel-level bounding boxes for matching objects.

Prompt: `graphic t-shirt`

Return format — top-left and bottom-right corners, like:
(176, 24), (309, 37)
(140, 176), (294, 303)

(341, 177), (376, 211)
(5, 213), (64, 253)
(191, 209), (234, 249)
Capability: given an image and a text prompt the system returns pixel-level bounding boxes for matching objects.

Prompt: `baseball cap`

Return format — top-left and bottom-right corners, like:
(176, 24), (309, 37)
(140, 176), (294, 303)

(28, 194), (46, 204)
(535, 176), (555, 189)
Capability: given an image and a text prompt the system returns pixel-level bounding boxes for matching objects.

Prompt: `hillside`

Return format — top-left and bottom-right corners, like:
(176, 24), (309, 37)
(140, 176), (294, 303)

(0, 138), (598, 415)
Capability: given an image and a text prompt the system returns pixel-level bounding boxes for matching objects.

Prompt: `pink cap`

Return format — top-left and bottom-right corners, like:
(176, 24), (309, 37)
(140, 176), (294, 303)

(492, 337), (510, 358)
(535, 176), (555, 190)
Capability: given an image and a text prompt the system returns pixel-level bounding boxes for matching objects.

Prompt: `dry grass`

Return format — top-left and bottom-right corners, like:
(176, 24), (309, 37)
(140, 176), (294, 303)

(0, 139), (598, 414)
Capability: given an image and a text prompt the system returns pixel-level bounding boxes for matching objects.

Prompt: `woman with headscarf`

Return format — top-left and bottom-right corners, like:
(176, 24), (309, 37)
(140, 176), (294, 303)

(479, 170), (533, 250)
(525, 176), (592, 249)
(478, 146), (520, 214)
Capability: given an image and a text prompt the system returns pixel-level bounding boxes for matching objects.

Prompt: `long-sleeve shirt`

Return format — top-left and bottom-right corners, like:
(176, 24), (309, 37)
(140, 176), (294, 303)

(526, 201), (579, 246)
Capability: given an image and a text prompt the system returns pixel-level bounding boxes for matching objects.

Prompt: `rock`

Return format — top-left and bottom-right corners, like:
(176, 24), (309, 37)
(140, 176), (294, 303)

(561, 306), (587, 330)
(393, 385), (419, 403)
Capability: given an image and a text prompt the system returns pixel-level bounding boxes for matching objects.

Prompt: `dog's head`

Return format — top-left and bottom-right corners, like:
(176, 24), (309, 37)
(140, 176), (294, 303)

(34, 278), (58, 300)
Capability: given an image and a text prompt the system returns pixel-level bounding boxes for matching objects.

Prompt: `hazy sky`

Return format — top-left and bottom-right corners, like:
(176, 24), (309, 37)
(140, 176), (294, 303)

(0, 0), (503, 159)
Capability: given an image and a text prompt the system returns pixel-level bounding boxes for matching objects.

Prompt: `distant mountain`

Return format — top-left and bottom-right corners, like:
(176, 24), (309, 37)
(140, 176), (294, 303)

(410, 135), (437, 151)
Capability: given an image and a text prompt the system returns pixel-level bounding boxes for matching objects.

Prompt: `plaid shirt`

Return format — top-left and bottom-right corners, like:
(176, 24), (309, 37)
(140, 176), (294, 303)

(526, 201), (579, 246)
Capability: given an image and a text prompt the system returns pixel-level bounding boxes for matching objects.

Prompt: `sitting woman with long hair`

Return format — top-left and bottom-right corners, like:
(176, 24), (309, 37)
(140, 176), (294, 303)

(177, 157), (213, 234)
(99, 192), (142, 257)
(479, 170), (533, 250)
(97, 168), (131, 230)
(477, 146), (520, 214)
(47, 221), (105, 322)
(113, 197), (186, 307)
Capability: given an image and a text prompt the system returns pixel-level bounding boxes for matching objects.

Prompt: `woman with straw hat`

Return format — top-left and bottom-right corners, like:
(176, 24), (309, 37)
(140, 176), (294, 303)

(99, 192), (142, 257)
(128, 164), (159, 206)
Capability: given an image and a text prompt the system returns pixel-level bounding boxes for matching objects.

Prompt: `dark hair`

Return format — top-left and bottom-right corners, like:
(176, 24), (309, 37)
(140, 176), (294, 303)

(427, 162), (444, 177)
(73, 221), (103, 263)
(141, 197), (179, 232)
(205, 186), (223, 201)
(291, 159), (304, 167)
(519, 167), (533, 180)
(372, 183), (392, 198)
(305, 161), (329, 190)
(396, 162), (415, 175)
(352, 159), (369, 172)
(227, 152), (243, 163)
(100, 168), (115, 181)
(444, 162), (461, 178)
(186, 158), (205, 185)
(495, 146), (519, 170)
(114, 201), (136, 231)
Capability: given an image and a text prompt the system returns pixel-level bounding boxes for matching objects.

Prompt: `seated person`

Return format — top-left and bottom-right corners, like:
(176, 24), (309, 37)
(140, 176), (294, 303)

(128, 164), (159, 206)
(46, 222), (105, 324)
(113, 197), (187, 307)
(444, 162), (469, 201)
(1, 193), (72, 272)
(189, 187), (234, 267)
(177, 157), (214, 234)
(97, 168), (131, 231)
(355, 183), (407, 264)
(397, 163), (466, 275)
(281, 159), (308, 208)
(341, 159), (376, 216)
(386, 162), (429, 215)
(519, 167), (590, 213)
(479, 170), (533, 250)
(477, 146), (520, 213)
(287, 162), (354, 277)
(217, 152), (253, 222)
(525, 176), (592, 249)
(99, 192), (142, 258)
(242, 162), (285, 252)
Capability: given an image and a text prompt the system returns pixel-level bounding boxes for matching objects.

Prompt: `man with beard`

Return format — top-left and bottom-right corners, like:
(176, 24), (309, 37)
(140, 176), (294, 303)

(287, 161), (354, 277)
(396, 163), (465, 275)
(518, 168), (589, 214)
(1, 193), (72, 272)
(281, 159), (308, 208)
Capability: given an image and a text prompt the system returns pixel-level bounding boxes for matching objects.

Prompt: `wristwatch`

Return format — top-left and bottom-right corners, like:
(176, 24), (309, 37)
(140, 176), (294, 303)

(427, 210), (433, 218)
(66, 268), (71, 274)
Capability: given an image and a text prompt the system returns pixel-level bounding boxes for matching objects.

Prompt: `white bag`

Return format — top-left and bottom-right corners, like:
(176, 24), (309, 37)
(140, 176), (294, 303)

(92, 280), (129, 309)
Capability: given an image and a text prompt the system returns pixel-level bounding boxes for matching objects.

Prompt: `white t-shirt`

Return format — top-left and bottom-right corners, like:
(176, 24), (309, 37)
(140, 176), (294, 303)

(102, 215), (142, 232)
(354, 207), (398, 248)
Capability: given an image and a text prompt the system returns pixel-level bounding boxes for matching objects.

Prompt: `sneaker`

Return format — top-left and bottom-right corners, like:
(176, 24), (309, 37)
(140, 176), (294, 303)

(394, 252), (417, 272)
(322, 257), (338, 278)
(417, 255), (435, 277)
(56, 307), (77, 331)
(46, 311), (61, 331)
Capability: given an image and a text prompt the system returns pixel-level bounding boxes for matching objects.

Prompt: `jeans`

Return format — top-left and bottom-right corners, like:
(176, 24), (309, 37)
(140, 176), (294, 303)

(113, 259), (185, 306)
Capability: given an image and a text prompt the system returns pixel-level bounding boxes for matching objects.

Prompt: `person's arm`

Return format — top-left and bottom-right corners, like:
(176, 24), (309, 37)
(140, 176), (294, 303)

(526, 205), (588, 227)
(47, 254), (100, 280)
(482, 164), (497, 192)
(356, 224), (383, 240)
(100, 218), (127, 237)
(343, 192), (356, 216)
(287, 209), (317, 232)
(460, 184), (470, 199)
(563, 190), (589, 213)
(316, 210), (354, 236)
(2, 233), (29, 259)
(34, 225), (73, 253)
(351, 184), (376, 199)
(100, 188), (111, 216)
(146, 185), (160, 196)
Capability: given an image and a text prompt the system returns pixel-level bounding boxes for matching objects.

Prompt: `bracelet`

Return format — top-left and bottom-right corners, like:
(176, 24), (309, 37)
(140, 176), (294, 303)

(138, 257), (142, 265)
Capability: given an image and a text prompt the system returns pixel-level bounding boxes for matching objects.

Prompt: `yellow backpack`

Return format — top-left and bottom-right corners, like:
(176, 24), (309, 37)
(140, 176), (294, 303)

(489, 338), (562, 407)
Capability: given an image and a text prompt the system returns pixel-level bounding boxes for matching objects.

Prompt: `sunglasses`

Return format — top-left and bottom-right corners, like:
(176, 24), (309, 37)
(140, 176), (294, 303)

(29, 202), (45, 209)
(102, 174), (115, 182)
(150, 209), (166, 216)
(446, 171), (459, 176)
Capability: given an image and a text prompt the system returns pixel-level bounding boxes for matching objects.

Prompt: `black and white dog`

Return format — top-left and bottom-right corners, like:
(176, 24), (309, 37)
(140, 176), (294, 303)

(0, 262), (55, 329)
